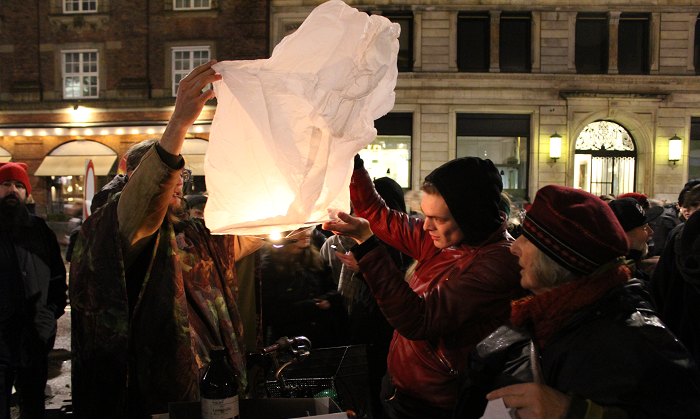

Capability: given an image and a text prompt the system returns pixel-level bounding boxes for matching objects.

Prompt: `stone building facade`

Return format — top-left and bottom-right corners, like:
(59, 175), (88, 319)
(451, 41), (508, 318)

(271, 0), (700, 204)
(2, 0), (700, 216)
(0, 0), (268, 216)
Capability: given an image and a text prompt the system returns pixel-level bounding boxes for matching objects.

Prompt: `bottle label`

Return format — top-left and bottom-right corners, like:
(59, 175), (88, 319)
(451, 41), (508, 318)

(201, 395), (239, 419)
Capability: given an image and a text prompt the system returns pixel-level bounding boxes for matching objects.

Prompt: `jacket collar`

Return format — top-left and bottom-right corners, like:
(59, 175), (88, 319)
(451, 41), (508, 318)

(452, 211), (510, 251)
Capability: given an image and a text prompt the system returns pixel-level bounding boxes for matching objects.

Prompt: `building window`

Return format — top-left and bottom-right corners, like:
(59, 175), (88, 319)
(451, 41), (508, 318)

(690, 118), (700, 180)
(64, 0), (97, 13)
(695, 14), (700, 74)
(384, 13), (413, 72)
(172, 47), (211, 96)
(618, 13), (650, 74)
(456, 114), (530, 202)
(500, 12), (531, 73)
(358, 113), (412, 189)
(458, 12), (490, 72)
(173, 0), (210, 10)
(576, 13), (608, 74)
(63, 50), (99, 99)
(574, 121), (636, 196)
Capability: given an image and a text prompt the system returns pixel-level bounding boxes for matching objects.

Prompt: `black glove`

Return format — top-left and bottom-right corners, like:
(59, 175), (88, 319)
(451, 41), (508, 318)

(354, 154), (364, 170)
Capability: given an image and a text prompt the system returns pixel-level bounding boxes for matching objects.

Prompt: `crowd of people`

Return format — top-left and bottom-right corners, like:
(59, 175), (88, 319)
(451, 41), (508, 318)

(2, 60), (700, 419)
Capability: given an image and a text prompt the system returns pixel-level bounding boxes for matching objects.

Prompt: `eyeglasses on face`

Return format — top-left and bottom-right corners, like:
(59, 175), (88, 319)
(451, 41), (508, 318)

(180, 168), (192, 183)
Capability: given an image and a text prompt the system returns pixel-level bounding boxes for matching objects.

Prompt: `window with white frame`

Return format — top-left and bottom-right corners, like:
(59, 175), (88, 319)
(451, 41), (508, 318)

(63, 51), (99, 99)
(173, 0), (210, 10)
(64, 0), (97, 13)
(172, 47), (211, 96)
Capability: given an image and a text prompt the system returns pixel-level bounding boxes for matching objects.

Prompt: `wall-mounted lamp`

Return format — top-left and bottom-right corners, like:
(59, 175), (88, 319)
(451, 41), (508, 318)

(549, 132), (562, 162)
(668, 134), (682, 164)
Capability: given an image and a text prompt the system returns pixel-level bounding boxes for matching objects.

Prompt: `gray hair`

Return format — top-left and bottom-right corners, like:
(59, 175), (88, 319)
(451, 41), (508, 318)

(125, 139), (158, 173)
(531, 246), (582, 289)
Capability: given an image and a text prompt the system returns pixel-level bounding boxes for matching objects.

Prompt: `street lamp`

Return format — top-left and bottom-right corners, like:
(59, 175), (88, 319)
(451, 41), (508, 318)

(550, 132), (562, 162)
(668, 134), (682, 165)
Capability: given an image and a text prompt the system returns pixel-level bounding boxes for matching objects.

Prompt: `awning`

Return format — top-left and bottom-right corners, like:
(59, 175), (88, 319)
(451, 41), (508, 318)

(181, 138), (209, 176)
(35, 140), (117, 176)
(0, 146), (10, 163)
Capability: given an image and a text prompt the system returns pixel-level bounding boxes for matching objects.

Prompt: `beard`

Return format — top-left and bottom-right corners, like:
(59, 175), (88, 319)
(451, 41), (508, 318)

(167, 197), (188, 228)
(0, 193), (27, 225)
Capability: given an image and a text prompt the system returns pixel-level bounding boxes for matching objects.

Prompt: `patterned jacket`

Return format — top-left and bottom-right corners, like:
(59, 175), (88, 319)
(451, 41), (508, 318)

(70, 146), (262, 418)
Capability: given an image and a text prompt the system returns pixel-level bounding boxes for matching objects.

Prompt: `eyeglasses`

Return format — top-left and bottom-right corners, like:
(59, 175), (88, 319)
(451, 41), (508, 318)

(180, 169), (192, 183)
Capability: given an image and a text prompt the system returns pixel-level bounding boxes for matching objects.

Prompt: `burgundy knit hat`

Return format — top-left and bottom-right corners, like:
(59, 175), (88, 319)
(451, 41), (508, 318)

(523, 185), (629, 275)
(618, 192), (648, 209)
(0, 162), (31, 196)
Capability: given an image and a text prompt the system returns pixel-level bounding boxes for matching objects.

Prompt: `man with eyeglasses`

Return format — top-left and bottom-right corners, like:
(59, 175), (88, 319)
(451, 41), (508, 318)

(608, 197), (664, 285)
(70, 61), (263, 419)
(0, 162), (67, 419)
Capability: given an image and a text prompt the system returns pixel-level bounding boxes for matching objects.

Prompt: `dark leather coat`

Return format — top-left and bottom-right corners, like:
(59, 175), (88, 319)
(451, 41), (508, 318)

(350, 167), (523, 410)
(455, 281), (700, 419)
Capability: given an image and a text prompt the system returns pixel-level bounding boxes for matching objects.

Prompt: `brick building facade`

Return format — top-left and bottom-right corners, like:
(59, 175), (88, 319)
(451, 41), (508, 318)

(0, 0), (268, 216)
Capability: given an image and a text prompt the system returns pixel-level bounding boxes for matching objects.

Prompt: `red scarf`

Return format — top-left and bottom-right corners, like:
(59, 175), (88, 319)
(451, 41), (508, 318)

(511, 265), (631, 347)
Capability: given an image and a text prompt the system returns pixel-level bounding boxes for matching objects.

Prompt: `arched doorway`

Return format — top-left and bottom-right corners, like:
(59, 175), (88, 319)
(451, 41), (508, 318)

(573, 120), (637, 196)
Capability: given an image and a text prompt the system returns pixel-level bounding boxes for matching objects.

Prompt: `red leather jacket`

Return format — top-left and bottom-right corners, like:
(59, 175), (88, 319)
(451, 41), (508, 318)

(350, 168), (523, 410)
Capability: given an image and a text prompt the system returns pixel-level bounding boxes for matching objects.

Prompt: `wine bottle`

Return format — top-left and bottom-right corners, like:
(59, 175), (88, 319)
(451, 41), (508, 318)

(200, 346), (240, 419)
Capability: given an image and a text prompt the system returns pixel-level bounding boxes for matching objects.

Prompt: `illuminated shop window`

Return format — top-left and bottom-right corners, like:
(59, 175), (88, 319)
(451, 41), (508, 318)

(48, 175), (85, 219)
(457, 114), (530, 202)
(359, 113), (413, 189)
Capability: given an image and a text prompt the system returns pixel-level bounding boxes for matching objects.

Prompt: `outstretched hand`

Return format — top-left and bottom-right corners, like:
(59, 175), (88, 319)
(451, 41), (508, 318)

(322, 212), (374, 245)
(161, 60), (223, 156)
(487, 383), (571, 419)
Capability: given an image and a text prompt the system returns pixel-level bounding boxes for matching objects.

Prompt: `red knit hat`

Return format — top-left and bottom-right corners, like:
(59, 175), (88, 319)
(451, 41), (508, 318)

(0, 162), (31, 196)
(523, 185), (629, 275)
(617, 192), (648, 209)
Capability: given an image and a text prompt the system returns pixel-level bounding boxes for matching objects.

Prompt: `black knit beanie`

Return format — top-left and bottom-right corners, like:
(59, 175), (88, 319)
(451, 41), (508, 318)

(374, 177), (407, 214)
(424, 157), (503, 245)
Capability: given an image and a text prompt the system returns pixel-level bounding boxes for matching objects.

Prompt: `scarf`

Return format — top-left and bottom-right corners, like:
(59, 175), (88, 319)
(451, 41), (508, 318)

(511, 264), (631, 347)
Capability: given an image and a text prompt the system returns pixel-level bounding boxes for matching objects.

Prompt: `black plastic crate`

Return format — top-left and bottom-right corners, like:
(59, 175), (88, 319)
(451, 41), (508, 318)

(265, 345), (372, 418)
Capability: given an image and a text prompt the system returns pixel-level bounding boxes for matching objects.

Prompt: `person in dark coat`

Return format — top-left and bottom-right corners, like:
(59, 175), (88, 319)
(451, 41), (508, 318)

(261, 228), (346, 349)
(647, 199), (680, 257)
(607, 197), (663, 284)
(0, 162), (67, 419)
(455, 185), (700, 419)
(320, 176), (412, 418)
(678, 179), (700, 222)
(650, 184), (700, 363)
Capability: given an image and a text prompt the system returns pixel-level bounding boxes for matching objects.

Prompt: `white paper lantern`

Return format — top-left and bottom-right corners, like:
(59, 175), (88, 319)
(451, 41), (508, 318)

(205, 0), (400, 235)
